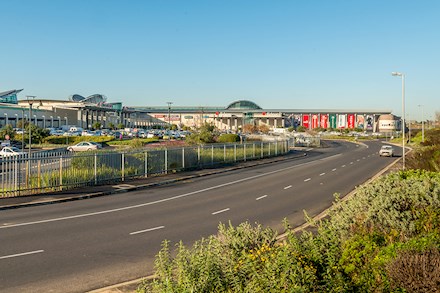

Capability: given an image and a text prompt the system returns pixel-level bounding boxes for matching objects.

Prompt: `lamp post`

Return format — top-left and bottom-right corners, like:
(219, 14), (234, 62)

(26, 95), (35, 158)
(64, 117), (68, 145)
(418, 104), (424, 143)
(4, 113), (7, 127)
(42, 115), (45, 129)
(50, 116), (53, 128)
(57, 116), (61, 128)
(14, 114), (18, 128)
(391, 72), (405, 170)
(21, 108), (25, 152)
(166, 101), (173, 129)
(33, 115), (37, 126)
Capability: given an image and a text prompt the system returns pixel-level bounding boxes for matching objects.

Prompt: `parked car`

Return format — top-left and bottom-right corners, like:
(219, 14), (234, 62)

(1, 140), (26, 149)
(379, 145), (394, 157)
(0, 146), (26, 157)
(67, 141), (102, 152)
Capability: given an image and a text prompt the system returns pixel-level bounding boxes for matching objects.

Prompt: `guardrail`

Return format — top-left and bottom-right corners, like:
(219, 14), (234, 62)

(0, 140), (289, 197)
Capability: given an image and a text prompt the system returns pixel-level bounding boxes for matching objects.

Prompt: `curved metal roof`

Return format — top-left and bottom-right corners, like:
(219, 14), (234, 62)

(226, 100), (262, 110)
(68, 94), (107, 104)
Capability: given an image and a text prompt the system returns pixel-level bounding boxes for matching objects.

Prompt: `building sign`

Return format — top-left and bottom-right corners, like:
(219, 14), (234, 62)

(311, 114), (319, 129)
(154, 115), (166, 118)
(338, 114), (346, 129)
(329, 114), (337, 129)
(356, 115), (365, 129)
(347, 114), (355, 129)
(320, 114), (328, 129)
(303, 114), (310, 128)
(184, 115), (193, 119)
(366, 115), (374, 130)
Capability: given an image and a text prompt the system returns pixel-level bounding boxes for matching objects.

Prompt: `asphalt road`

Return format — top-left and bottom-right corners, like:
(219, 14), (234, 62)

(0, 140), (399, 293)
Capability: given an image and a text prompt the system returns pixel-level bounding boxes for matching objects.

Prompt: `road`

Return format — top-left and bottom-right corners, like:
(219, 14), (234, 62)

(0, 140), (399, 293)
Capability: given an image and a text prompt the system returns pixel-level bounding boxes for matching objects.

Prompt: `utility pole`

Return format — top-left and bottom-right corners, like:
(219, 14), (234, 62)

(166, 102), (173, 129)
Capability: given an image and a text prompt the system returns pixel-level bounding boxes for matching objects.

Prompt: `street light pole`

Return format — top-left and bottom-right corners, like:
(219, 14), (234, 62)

(26, 95), (35, 158)
(391, 72), (405, 170)
(166, 101), (173, 129)
(42, 115), (45, 129)
(4, 113), (7, 127)
(418, 104), (424, 143)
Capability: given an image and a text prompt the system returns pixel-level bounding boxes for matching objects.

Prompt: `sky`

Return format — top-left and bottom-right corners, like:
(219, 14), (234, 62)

(1, 0), (439, 120)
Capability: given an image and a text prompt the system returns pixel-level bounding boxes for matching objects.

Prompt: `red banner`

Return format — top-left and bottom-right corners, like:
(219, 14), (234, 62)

(347, 114), (355, 129)
(320, 114), (328, 129)
(311, 114), (319, 129)
(303, 114), (310, 128)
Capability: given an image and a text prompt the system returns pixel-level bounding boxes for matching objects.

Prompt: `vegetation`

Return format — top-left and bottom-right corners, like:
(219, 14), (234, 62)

(137, 129), (440, 293)
(140, 170), (440, 292)
(186, 123), (216, 144)
(217, 134), (240, 143)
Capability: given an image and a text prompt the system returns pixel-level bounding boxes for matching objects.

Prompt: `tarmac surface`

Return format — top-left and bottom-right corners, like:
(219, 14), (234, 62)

(0, 150), (308, 292)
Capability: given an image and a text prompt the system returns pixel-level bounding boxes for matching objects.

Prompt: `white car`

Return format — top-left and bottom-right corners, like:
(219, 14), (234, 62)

(67, 141), (102, 152)
(379, 145), (394, 157)
(0, 146), (26, 157)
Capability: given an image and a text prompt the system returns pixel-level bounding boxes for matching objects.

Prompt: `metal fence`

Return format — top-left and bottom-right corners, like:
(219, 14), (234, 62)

(0, 140), (289, 197)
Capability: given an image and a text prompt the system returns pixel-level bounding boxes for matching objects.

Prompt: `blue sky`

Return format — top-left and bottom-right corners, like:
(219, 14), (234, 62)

(1, 0), (439, 120)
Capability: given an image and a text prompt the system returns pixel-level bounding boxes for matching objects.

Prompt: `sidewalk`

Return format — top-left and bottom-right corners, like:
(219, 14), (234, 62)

(0, 150), (307, 211)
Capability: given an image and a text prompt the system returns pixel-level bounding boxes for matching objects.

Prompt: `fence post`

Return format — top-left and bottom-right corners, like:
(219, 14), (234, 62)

(211, 145), (214, 165)
(59, 156), (63, 191)
(268, 142), (271, 157)
(275, 140), (278, 156)
(182, 147), (185, 170)
(224, 144), (226, 162)
(122, 153), (125, 182)
(144, 151), (148, 178)
(165, 148), (168, 174)
(244, 143), (246, 161)
(261, 141), (263, 158)
(198, 146), (201, 166)
(234, 144), (237, 162)
(37, 160), (41, 189)
(94, 153), (98, 185)
(253, 143), (255, 159)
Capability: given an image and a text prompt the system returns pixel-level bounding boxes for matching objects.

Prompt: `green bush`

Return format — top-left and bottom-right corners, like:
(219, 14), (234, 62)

(217, 134), (240, 143)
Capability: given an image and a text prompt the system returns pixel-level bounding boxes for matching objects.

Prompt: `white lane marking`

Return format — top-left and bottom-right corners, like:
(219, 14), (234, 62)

(332, 168), (337, 171)
(342, 165), (346, 168)
(212, 208), (230, 215)
(130, 226), (164, 235)
(256, 195), (268, 200)
(319, 173), (325, 176)
(362, 157), (366, 159)
(0, 156), (334, 229)
(357, 159), (360, 162)
(283, 185), (292, 190)
(350, 162), (354, 165)
(304, 178), (311, 182)
(0, 250), (44, 260)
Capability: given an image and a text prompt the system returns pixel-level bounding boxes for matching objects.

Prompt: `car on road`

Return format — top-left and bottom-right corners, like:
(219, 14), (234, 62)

(67, 141), (102, 152)
(0, 146), (27, 157)
(379, 145), (394, 157)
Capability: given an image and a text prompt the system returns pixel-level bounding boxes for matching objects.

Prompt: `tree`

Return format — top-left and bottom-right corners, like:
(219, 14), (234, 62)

(243, 124), (257, 134)
(107, 122), (115, 130)
(117, 123), (125, 130)
(258, 124), (270, 134)
(23, 124), (50, 144)
(92, 122), (102, 130)
(0, 124), (15, 140)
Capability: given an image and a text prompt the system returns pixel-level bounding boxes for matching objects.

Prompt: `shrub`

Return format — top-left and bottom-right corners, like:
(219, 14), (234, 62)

(217, 134), (240, 143)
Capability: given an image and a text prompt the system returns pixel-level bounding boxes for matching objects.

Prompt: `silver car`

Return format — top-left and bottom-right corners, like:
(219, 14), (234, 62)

(67, 141), (102, 152)
(379, 145), (394, 157)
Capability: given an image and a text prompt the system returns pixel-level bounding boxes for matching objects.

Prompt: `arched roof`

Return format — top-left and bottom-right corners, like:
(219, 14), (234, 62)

(225, 100), (262, 110)
(69, 94), (107, 104)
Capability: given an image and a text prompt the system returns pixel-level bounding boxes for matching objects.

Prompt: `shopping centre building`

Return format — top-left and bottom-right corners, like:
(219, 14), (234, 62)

(0, 89), (397, 133)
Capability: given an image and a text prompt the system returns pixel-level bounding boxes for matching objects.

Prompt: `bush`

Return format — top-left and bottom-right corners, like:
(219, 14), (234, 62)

(217, 134), (240, 143)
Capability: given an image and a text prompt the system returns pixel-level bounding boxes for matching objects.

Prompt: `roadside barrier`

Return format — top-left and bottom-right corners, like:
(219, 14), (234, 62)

(0, 140), (289, 197)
